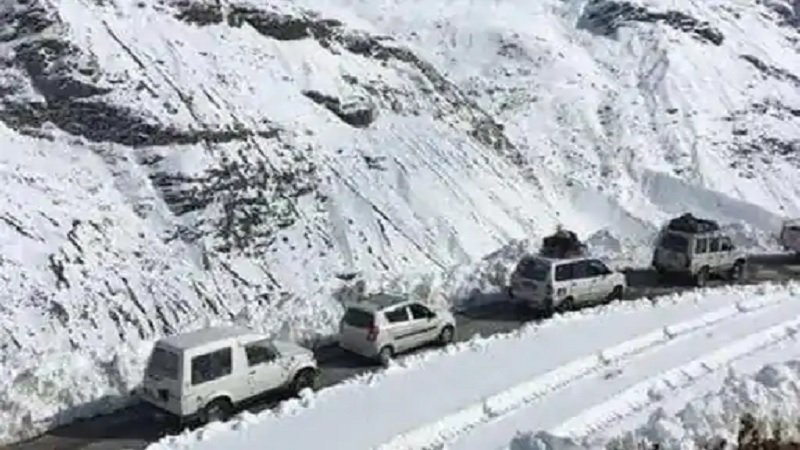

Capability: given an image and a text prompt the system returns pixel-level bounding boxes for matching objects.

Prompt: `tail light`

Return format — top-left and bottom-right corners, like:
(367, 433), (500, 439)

(366, 323), (379, 341)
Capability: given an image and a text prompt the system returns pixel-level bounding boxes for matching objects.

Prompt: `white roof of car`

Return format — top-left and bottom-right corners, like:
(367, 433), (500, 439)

(158, 325), (257, 350)
(349, 293), (408, 311)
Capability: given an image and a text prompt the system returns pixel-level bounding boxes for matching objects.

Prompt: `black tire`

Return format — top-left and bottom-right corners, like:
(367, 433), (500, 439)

(607, 285), (624, 302)
(201, 397), (233, 424)
(556, 297), (575, 314)
(438, 326), (455, 346)
(728, 260), (745, 283)
(291, 368), (318, 394)
(378, 346), (394, 367)
(694, 267), (710, 287)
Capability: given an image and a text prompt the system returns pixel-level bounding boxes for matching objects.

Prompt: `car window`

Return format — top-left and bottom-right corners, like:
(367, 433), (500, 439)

(385, 307), (409, 323)
(409, 303), (433, 320)
(709, 237), (720, 252)
(191, 347), (232, 385)
(586, 260), (610, 277)
(146, 347), (179, 380)
(660, 233), (689, 253)
(555, 263), (574, 281)
(571, 261), (590, 279)
(516, 258), (550, 281)
(720, 237), (733, 251)
(342, 308), (373, 328)
(245, 340), (277, 367)
(695, 238), (707, 254)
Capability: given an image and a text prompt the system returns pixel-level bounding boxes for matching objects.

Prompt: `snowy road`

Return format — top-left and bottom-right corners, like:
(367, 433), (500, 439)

(6, 255), (800, 450)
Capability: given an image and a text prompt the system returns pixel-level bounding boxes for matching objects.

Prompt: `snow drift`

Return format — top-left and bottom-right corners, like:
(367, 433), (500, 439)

(513, 360), (800, 450)
(1, 0), (800, 443)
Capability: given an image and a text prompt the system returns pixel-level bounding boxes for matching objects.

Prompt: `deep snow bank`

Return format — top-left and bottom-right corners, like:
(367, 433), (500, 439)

(512, 360), (800, 450)
(2, 0), (800, 443)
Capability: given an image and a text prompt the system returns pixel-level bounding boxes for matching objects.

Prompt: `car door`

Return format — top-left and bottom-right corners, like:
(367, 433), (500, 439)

(553, 262), (575, 303)
(407, 303), (440, 347)
(569, 260), (594, 304)
(719, 237), (735, 270)
(586, 259), (614, 300)
(707, 236), (722, 270)
(243, 340), (286, 398)
(383, 306), (415, 352)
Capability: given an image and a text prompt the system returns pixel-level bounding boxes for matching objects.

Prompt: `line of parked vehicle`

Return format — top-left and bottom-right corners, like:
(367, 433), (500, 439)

(138, 214), (800, 429)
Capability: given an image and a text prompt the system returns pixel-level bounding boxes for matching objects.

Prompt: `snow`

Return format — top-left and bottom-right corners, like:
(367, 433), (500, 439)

(2, 0), (800, 443)
(146, 282), (800, 450)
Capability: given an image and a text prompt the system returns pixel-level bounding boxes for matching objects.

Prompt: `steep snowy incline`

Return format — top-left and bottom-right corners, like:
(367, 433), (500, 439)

(2, 0), (800, 443)
(298, 0), (800, 239)
(0, 0), (557, 442)
(146, 283), (800, 450)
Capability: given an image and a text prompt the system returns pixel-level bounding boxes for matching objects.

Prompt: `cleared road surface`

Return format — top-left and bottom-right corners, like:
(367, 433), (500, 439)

(7, 254), (800, 450)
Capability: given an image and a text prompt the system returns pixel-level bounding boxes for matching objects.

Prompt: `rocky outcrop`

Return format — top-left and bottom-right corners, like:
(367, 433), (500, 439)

(578, 0), (725, 45)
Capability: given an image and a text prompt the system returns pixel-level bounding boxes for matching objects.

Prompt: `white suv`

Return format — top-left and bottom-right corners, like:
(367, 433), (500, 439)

(140, 326), (318, 425)
(652, 229), (747, 286)
(508, 256), (626, 314)
(780, 219), (800, 256)
(337, 294), (456, 366)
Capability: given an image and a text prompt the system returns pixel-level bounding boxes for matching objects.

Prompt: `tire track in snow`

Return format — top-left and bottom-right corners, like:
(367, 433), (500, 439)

(551, 313), (800, 441)
(375, 292), (793, 450)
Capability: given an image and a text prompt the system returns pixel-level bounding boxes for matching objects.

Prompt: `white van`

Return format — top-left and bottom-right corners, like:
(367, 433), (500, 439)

(508, 256), (626, 314)
(140, 326), (318, 424)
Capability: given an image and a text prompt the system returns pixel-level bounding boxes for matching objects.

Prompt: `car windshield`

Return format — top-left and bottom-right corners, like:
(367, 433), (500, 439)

(146, 347), (179, 380)
(342, 308), (373, 328)
(516, 258), (550, 281)
(659, 233), (689, 253)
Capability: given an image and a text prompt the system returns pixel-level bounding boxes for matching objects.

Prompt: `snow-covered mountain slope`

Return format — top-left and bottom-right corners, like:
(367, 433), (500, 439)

(1, 0), (799, 443)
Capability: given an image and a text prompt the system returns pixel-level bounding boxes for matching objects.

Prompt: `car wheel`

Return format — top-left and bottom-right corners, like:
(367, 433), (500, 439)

(438, 326), (455, 346)
(378, 346), (394, 367)
(291, 368), (318, 394)
(202, 398), (233, 424)
(728, 261), (745, 283)
(607, 285), (624, 302)
(556, 297), (575, 314)
(694, 267), (710, 287)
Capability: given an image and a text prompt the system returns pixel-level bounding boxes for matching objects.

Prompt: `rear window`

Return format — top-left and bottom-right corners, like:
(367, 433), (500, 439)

(343, 308), (374, 328)
(659, 233), (689, 252)
(146, 347), (179, 380)
(516, 258), (550, 281)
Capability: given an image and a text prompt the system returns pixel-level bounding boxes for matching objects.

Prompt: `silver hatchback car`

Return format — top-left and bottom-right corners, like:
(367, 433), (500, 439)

(337, 294), (456, 366)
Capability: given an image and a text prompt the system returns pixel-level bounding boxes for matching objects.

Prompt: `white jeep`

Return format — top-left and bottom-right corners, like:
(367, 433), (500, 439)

(140, 326), (318, 424)
(652, 229), (747, 286)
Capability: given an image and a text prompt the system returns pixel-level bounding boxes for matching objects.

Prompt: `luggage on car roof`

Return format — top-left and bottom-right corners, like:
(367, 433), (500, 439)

(666, 213), (719, 233)
(539, 227), (587, 258)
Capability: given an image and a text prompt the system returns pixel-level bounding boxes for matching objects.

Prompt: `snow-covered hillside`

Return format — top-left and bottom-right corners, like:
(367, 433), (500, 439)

(1, 0), (799, 443)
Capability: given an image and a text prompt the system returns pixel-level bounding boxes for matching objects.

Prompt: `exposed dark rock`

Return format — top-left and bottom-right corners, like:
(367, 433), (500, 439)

(172, 0), (223, 25)
(740, 54), (800, 87)
(759, 0), (800, 28)
(227, 7), (322, 40)
(302, 90), (376, 127)
(578, 0), (725, 45)
(14, 38), (108, 100)
(0, 1), (57, 42)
